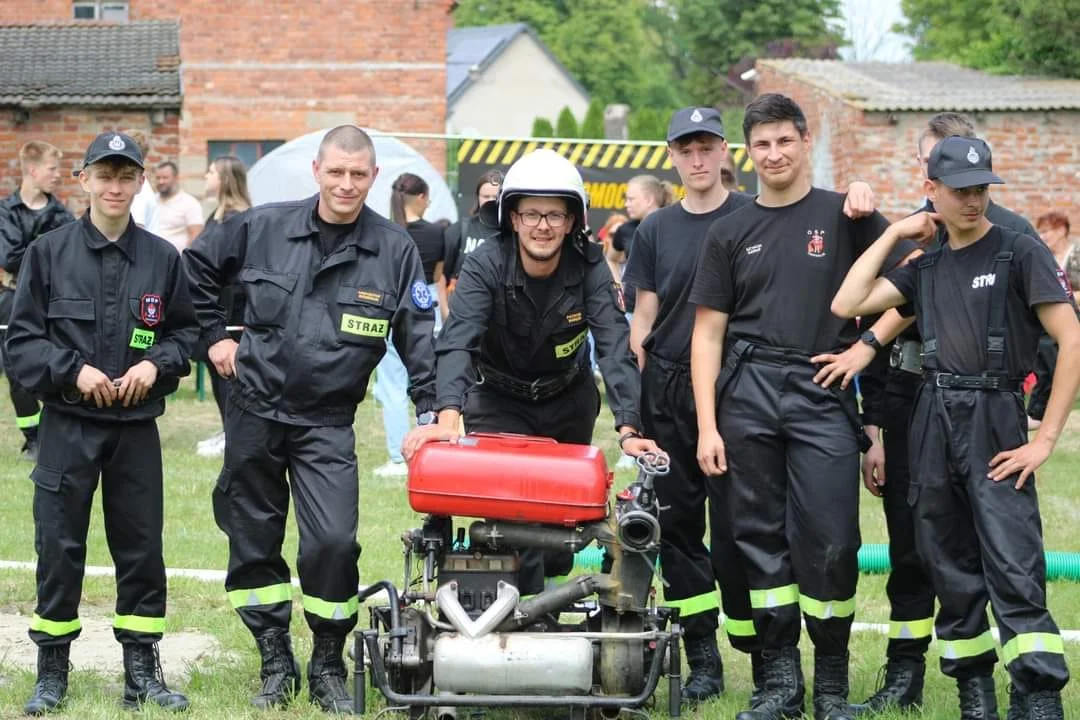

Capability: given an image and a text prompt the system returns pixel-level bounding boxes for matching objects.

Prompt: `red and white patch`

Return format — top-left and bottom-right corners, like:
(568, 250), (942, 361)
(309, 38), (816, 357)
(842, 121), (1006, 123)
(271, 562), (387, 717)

(1056, 268), (1074, 297)
(141, 293), (163, 327)
(807, 229), (826, 258)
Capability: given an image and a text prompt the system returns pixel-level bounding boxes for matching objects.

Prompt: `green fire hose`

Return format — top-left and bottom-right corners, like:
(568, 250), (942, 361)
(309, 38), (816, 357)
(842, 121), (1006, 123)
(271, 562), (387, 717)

(572, 544), (1080, 582)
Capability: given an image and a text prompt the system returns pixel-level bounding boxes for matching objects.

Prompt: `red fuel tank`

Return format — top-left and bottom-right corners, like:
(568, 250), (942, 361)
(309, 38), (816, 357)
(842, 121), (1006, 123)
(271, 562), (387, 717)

(407, 433), (613, 526)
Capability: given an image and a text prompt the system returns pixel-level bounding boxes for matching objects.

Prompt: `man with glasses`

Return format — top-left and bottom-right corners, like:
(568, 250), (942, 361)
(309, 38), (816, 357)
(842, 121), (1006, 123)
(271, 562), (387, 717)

(403, 148), (660, 596)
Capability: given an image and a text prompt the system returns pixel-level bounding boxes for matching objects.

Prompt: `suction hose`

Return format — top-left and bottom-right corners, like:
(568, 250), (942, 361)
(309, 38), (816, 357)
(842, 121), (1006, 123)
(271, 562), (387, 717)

(573, 544), (1080, 581)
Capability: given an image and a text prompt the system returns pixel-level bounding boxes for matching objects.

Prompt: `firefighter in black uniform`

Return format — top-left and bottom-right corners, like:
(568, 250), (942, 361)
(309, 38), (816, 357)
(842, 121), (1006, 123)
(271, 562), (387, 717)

(0, 140), (75, 460)
(811, 112), (1043, 714)
(184, 125), (436, 713)
(689, 94), (915, 720)
(7, 132), (196, 715)
(403, 148), (659, 594)
(832, 135), (1075, 720)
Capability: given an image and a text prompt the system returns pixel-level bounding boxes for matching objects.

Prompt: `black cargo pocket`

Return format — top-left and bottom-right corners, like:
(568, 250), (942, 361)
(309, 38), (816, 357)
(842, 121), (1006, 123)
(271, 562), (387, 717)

(333, 286), (394, 346)
(238, 267), (297, 328)
(30, 466), (63, 492)
(46, 298), (95, 321)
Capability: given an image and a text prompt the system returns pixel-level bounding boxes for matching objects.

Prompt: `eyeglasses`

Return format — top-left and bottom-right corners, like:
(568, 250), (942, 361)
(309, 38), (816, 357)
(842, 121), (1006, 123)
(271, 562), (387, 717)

(515, 210), (570, 229)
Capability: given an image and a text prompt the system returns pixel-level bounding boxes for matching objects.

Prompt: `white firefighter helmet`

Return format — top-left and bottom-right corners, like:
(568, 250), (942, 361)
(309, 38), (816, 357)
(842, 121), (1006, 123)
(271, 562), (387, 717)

(496, 148), (588, 228)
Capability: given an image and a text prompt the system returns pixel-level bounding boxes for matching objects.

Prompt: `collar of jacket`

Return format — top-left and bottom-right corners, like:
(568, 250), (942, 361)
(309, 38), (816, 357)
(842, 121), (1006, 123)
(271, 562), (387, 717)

(284, 193), (379, 254)
(500, 230), (587, 290)
(4, 190), (63, 213)
(79, 212), (137, 261)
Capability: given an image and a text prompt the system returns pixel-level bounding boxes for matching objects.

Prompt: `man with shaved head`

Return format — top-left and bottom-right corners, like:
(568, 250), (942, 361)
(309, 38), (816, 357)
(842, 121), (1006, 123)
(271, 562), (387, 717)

(184, 124), (438, 712)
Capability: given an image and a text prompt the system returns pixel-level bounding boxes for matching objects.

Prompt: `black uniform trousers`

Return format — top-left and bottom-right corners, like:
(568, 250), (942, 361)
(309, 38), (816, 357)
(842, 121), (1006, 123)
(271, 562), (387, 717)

(0, 288), (42, 440)
(29, 407), (167, 647)
(213, 401), (361, 638)
(463, 376), (599, 596)
(909, 385), (1069, 693)
(719, 357), (860, 657)
(642, 353), (757, 651)
(879, 389), (936, 661)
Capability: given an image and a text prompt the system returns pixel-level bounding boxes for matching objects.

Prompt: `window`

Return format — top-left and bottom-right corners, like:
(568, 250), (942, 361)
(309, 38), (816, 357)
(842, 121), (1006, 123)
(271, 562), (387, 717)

(73, 1), (129, 21)
(208, 141), (284, 169)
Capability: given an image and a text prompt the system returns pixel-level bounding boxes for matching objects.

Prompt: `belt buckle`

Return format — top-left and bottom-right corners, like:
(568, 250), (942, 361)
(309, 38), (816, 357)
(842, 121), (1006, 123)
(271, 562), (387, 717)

(889, 343), (902, 369)
(934, 373), (952, 388)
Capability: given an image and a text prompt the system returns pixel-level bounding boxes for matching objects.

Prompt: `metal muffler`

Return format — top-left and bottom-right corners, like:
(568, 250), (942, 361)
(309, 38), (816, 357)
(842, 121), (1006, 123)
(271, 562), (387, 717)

(432, 633), (593, 695)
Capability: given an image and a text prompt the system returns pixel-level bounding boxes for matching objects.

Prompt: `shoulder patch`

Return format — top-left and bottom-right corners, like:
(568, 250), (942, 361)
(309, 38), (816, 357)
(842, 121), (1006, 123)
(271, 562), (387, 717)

(410, 280), (433, 311)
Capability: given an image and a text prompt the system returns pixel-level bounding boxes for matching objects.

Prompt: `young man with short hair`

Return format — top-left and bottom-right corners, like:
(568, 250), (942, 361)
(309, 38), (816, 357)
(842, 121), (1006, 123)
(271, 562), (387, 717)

(832, 135), (1075, 720)
(0, 141), (75, 461)
(7, 132), (197, 715)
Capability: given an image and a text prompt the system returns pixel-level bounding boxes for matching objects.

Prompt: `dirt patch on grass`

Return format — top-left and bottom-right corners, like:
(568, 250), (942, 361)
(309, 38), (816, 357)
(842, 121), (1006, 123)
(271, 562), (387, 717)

(0, 612), (217, 681)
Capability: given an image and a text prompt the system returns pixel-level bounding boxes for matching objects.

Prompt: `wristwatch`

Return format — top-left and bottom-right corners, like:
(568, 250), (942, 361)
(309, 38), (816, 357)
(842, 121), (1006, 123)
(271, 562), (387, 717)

(416, 411), (438, 426)
(859, 330), (882, 352)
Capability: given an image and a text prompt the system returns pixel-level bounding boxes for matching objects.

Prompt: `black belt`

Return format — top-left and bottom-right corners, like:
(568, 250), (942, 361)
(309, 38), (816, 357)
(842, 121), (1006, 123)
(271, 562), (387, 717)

(742, 344), (815, 366)
(924, 372), (1023, 392)
(478, 363), (582, 402)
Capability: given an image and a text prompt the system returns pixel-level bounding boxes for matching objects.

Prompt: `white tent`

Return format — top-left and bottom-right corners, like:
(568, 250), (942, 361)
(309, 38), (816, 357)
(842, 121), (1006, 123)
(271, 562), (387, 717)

(247, 129), (458, 223)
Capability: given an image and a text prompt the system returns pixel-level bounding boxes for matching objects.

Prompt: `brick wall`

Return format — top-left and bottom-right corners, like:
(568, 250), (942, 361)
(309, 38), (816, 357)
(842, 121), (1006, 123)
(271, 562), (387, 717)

(0, 109), (179, 214)
(2, 0), (451, 194)
(756, 64), (1078, 226)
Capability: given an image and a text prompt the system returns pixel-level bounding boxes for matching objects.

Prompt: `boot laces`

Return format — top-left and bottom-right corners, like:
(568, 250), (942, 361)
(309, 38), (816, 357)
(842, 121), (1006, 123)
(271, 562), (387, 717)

(1027, 691), (1062, 720)
(867, 661), (912, 703)
(131, 644), (170, 693)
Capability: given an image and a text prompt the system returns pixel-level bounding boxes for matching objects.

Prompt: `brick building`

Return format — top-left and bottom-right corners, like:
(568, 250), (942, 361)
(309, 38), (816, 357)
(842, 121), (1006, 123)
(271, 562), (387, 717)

(756, 59), (1080, 224)
(0, 0), (452, 211)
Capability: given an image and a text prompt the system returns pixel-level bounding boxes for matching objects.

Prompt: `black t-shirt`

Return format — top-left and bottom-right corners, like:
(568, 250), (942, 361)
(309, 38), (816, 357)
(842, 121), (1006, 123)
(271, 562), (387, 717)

(406, 219), (445, 284)
(315, 215), (358, 258)
(689, 188), (903, 353)
(612, 219), (639, 256)
(623, 194), (753, 363)
(444, 216), (501, 280)
(887, 226), (1069, 376)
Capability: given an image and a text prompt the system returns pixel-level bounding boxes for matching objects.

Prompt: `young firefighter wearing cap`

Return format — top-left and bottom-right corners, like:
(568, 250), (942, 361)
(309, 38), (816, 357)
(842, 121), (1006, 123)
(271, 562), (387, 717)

(402, 148), (661, 595)
(7, 132), (197, 714)
(832, 135), (1076, 720)
(688, 94), (916, 720)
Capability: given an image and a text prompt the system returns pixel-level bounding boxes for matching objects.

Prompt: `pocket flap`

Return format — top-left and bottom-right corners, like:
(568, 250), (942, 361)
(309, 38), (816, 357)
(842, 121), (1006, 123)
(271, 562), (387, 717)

(47, 298), (94, 320)
(30, 466), (63, 492)
(238, 267), (298, 293)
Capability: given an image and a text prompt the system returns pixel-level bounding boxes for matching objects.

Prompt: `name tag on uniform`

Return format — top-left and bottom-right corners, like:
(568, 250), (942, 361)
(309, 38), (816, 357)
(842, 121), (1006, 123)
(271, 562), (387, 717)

(341, 313), (389, 338)
(554, 329), (588, 359)
(130, 328), (155, 350)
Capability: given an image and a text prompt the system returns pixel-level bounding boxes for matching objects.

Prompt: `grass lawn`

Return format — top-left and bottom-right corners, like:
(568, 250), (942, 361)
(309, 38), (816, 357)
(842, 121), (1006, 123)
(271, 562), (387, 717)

(0, 375), (1078, 718)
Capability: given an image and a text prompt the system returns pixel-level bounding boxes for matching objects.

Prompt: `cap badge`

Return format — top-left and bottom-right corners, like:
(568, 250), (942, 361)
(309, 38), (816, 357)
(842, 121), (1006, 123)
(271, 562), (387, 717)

(108, 135), (126, 151)
(966, 146), (979, 164)
(690, 109), (703, 123)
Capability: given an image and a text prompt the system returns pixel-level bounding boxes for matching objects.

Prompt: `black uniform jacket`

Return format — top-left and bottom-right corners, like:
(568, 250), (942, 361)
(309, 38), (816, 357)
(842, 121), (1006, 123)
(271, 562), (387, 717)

(0, 191), (76, 275)
(183, 194), (437, 427)
(436, 232), (641, 431)
(5, 214), (197, 421)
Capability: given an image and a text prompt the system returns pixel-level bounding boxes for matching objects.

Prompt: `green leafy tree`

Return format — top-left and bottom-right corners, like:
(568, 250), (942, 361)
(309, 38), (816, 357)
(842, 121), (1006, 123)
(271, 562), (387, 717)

(531, 117), (555, 137)
(580, 99), (606, 138)
(628, 107), (667, 141)
(899, 0), (1080, 77)
(555, 106), (580, 137)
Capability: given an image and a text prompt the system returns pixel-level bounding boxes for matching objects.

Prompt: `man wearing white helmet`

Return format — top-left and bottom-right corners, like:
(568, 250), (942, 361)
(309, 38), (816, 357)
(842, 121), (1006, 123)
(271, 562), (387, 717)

(403, 148), (660, 594)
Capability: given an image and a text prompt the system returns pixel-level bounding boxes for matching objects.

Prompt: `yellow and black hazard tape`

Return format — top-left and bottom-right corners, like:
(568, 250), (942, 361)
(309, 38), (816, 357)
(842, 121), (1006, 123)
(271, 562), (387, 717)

(457, 139), (755, 173)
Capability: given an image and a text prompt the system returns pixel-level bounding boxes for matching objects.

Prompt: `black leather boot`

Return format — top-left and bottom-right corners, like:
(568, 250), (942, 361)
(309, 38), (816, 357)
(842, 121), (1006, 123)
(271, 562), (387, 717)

(681, 634), (724, 703)
(1026, 690), (1064, 720)
(252, 629), (301, 709)
(24, 645), (69, 716)
(735, 646), (805, 720)
(957, 675), (999, 720)
(750, 649), (766, 705)
(1006, 684), (1028, 720)
(308, 634), (353, 713)
(121, 643), (190, 711)
(813, 653), (859, 720)
(860, 658), (925, 713)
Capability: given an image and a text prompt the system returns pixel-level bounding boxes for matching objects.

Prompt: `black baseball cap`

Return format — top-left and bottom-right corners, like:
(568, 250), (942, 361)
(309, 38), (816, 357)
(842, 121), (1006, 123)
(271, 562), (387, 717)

(73, 132), (144, 176)
(666, 107), (725, 143)
(927, 136), (1003, 188)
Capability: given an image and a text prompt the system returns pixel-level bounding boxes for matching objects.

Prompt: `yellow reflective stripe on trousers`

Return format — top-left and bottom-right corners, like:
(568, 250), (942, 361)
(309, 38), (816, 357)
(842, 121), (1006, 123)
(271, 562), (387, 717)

(30, 613), (81, 637)
(889, 617), (934, 640)
(1002, 632), (1065, 665)
(724, 616), (756, 638)
(228, 583), (293, 609)
(113, 615), (166, 634)
(663, 591), (720, 617)
(16, 412), (40, 429)
(749, 584), (799, 610)
(302, 594), (359, 621)
(939, 631), (996, 660)
(799, 593), (856, 620)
